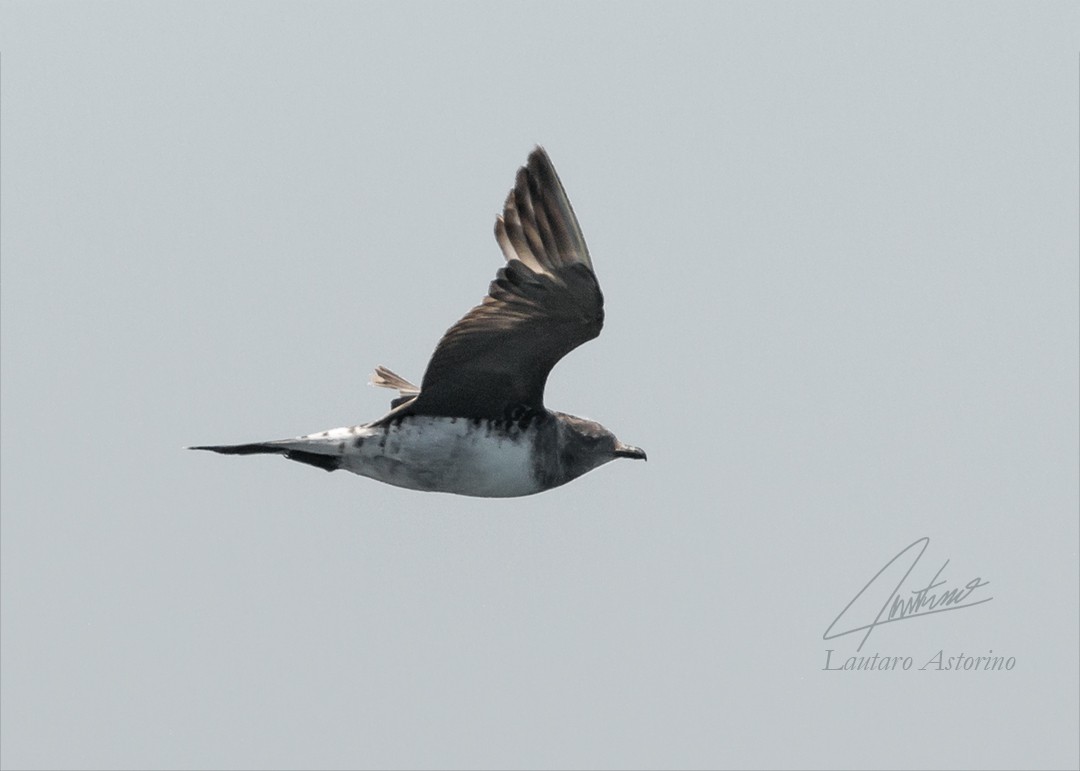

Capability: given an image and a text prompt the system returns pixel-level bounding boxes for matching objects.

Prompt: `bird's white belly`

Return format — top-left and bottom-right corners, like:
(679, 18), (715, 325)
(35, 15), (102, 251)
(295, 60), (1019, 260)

(310, 417), (542, 497)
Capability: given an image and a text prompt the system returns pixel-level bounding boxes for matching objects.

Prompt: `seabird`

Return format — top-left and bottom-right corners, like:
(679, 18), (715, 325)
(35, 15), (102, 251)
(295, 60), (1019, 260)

(191, 147), (646, 497)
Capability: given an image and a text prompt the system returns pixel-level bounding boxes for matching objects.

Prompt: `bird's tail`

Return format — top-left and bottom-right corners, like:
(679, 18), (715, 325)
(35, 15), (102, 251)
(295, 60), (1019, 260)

(188, 440), (342, 472)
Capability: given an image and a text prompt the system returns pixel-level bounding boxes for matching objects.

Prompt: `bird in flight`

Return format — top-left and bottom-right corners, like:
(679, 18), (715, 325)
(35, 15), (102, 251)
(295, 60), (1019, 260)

(191, 147), (646, 497)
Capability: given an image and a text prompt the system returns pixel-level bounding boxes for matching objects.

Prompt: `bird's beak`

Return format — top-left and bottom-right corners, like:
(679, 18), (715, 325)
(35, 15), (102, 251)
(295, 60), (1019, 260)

(614, 442), (647, 461)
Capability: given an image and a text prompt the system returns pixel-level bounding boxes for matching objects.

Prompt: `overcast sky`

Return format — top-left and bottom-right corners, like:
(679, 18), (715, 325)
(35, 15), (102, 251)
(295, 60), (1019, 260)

(2, 3), (1078, 769)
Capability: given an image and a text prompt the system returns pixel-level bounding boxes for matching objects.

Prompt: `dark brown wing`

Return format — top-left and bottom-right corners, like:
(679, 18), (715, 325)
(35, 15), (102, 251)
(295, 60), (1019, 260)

(407, 147), (604, 419)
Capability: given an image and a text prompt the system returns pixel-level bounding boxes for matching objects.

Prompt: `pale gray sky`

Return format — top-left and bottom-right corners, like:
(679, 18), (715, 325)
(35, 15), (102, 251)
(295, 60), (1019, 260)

(2, 3), (1078, 769)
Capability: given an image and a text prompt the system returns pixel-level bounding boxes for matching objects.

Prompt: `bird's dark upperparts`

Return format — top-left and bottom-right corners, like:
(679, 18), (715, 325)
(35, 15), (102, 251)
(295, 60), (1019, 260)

(191, 147), (646, 497)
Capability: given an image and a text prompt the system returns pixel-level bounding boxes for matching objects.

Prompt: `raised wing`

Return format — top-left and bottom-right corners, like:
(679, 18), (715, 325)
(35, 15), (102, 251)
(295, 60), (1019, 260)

(406, 147), (604, 420)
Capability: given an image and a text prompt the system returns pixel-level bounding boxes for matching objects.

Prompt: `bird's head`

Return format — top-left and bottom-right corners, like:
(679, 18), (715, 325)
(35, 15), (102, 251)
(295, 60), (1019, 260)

(552, 413), (647, 483)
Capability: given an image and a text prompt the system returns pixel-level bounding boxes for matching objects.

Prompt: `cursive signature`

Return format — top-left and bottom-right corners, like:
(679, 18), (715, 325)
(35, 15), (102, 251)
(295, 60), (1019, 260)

(823, 537), (992, 652)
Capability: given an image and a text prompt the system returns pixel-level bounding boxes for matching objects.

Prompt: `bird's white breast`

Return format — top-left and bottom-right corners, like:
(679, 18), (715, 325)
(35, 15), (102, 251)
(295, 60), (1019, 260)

(305, 417), (543, 497)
